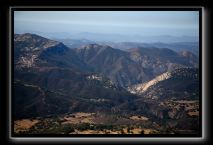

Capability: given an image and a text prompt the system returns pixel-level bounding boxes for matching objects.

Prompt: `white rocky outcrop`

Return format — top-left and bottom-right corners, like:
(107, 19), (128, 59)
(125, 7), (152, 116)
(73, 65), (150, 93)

(87, 74), (103, 81)
(128, 71), (172, 94)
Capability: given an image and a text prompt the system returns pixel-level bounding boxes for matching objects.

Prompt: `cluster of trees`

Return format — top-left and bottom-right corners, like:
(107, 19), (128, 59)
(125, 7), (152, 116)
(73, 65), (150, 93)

(15, 116), (162, 135)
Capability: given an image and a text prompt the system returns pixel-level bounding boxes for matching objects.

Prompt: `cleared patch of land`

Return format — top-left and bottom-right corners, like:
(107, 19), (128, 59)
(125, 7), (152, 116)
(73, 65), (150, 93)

(14, 119), (40, 133)
(187, 111), (199, 116)
(62, 112), (95, 124)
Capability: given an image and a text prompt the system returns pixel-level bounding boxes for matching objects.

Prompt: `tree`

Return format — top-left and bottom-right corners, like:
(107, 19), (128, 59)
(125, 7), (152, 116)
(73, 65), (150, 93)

(140, 130), (145, 134)
(120, 129), (125, 134)
(127, 127), (131, 134)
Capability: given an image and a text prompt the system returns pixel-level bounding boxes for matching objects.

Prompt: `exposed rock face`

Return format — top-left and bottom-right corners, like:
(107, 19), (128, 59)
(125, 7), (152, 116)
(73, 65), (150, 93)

(128, 72), (172, 94)
(128, 68), (199, 101)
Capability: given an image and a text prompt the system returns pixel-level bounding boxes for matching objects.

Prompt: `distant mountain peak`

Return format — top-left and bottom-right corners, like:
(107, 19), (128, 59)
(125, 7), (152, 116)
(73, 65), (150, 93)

(15, 33), (47, 41)
(14, 33), (72, 69)
(14, 33), (61, 50)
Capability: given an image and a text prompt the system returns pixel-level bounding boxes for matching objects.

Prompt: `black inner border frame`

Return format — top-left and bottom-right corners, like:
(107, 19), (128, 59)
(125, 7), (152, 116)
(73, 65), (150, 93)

(10, 7), (203, 138)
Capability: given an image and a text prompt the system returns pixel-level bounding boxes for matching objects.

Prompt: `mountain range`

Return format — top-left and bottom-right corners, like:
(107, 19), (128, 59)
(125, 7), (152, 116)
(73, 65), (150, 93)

(13, 33), (200, 135)
(16, 31), (198, 43)
(51, 37), (199, 56)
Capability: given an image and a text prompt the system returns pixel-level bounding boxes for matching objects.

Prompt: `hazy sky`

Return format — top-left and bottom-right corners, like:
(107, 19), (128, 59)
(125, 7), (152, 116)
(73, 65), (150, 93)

(14, 11), (199, 37)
